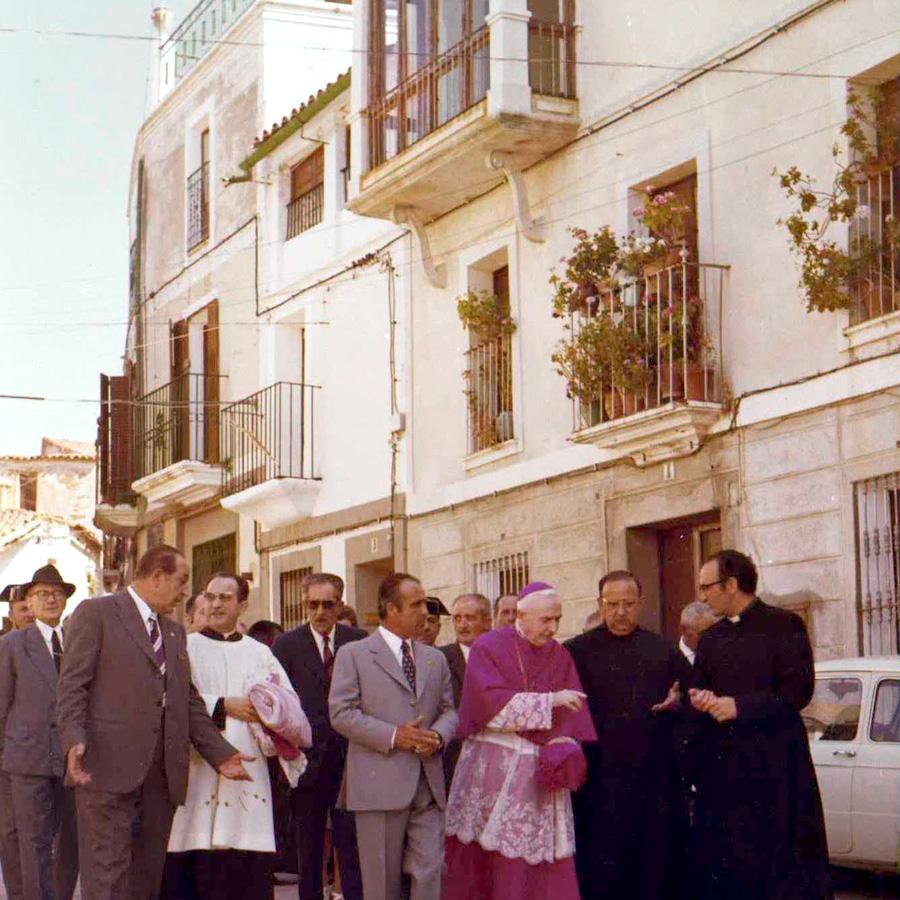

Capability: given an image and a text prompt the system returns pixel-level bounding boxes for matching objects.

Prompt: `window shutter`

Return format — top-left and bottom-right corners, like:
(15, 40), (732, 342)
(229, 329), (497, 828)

(291, 148), (325, 200)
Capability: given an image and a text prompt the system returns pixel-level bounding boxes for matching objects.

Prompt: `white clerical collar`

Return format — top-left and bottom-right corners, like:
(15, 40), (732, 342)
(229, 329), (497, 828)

(678, 636), (695, 665)
(128, 585), (156, 624)
(459, 641), (471, 661)
(727, 614), (741, 624)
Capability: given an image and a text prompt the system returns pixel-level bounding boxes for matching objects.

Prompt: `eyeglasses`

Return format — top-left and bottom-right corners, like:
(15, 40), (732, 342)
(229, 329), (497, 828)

(203, 591), (237, 602)
(29, 590), (67, 601)
(698, 579), (726, 592)
(305, 600), (337, 611)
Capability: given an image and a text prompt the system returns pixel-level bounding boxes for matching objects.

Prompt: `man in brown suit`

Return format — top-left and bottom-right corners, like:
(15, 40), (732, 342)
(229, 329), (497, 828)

(57, 545), (253, 900)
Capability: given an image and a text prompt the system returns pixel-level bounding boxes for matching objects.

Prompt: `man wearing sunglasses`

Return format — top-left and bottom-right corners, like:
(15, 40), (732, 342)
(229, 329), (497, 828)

(273, 573), (366, 900)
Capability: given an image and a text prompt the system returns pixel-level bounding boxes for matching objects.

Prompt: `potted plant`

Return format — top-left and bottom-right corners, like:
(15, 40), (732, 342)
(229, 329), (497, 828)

(551, 226), (619, 317)
(654, 294), (711, 401)
(633, 188), (692, 278)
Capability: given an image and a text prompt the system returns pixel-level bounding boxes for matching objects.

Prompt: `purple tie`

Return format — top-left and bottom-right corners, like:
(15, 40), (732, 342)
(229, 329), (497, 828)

(148, 617), (166, 676)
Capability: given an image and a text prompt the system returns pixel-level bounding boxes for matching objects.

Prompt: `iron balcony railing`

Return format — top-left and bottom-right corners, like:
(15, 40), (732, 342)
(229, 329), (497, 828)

(570, 257), (727, 431)
(849, 164), (899, 324)
(286, 184), (324, 240)
(368, 25), (491, 170)
(186, 162), (210, 251)
(221, 382), (320, 497)
(134, 373), (225, 480)
(162, 0), (255, 85)
(465, 333), (514, 455)
(528, 18), (576, 99)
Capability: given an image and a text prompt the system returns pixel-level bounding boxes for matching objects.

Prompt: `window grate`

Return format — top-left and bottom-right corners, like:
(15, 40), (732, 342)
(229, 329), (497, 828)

(474, 551), (530, 603)
(280, 566), (312, 632)
(191, 533), (236, 596)
(854, 472), (900, 656)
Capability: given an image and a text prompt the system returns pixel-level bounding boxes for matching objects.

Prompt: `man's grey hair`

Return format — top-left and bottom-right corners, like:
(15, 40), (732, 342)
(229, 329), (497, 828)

(453, 593), (492, 618)
(681, 600), (719, 627)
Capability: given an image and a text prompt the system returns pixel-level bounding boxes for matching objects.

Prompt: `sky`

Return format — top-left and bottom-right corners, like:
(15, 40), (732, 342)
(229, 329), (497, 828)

(0, 1), (193, 456)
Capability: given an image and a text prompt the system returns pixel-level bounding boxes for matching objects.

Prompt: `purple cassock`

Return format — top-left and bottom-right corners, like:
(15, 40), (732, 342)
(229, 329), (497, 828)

(442, 601), (597, 900)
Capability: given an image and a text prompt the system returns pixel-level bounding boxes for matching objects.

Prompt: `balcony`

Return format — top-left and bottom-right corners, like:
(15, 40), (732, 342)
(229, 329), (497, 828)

(95, 373), (138, 533)
(186, 162), (210, 251)
(161, 0), (255, 88)
(131, 373), (225, 510)
(286, 183), (324, 240)
(352, 0), (579, 222)
(569, 259), (728, 467)
(219, 382), (321, 529)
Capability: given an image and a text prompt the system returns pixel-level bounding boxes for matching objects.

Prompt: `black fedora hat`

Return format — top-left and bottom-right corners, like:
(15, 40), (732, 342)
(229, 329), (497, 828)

(425, 596), (451, 617)
(21, 565), (76, 599)
(0, 584), (22, 604)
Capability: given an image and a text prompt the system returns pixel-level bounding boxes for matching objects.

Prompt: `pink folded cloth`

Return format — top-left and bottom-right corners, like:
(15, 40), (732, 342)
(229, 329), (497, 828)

(248, 673), (312, 760)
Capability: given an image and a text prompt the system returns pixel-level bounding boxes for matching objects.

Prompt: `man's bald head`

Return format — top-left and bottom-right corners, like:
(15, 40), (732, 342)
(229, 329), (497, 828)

(516, 588), (562, 646)
(680, 600), (719, 651)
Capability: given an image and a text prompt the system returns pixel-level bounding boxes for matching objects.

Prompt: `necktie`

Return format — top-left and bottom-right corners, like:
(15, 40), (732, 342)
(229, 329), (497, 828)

(322, 634), (334, 683)
(401, 640), (416, 693)
(51, 630), (63, 674)
(148, 617), (166, 676)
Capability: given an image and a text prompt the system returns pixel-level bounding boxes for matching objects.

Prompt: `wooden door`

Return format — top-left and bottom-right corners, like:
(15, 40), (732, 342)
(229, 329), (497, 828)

(170, 319), (190, 463)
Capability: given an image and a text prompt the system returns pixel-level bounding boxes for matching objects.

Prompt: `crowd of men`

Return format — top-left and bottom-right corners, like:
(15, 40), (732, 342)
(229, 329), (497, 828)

(0, 545), (832, 900)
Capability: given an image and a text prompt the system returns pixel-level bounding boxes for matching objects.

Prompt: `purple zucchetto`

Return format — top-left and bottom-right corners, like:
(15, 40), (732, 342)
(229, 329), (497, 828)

(517, 581), (557, 601)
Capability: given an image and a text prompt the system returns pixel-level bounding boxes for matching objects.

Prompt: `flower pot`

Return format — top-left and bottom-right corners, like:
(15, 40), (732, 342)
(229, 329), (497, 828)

(603, 388), (646, 420)
(661, 362), (709, 402)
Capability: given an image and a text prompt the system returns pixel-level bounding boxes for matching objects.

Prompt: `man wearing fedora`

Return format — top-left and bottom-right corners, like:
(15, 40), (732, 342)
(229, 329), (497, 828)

(0, 566), (80, 900)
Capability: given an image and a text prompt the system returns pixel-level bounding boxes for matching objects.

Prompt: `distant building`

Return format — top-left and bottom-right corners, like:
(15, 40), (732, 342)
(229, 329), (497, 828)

(0, 439), (100, 625)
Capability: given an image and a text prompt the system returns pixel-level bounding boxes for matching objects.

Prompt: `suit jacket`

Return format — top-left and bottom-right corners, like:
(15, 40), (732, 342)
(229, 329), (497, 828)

(328, 631), (458, 812)
(272, 622), (367, 789)
(0, 625), (66, 777)
(56, 591), (236, 804)
(438, 642), (466, 785)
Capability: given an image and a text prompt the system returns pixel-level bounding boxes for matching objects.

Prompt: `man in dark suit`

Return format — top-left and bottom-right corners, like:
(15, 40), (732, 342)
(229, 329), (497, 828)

(57, 544), (253, 900)
(272, 573), (366, 900)
(0, 583), (29, 900)
(0, 566), (80, 900)
(438, 592), (491, 786)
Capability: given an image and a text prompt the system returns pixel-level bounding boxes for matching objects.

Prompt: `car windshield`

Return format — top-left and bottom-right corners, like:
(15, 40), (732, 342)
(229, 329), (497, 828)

(803, 677), (862, 741)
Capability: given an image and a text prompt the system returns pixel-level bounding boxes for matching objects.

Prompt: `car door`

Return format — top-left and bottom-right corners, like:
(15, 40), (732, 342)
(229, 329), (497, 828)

(804, 673), (866, 856)
(850, 676), (900, 869)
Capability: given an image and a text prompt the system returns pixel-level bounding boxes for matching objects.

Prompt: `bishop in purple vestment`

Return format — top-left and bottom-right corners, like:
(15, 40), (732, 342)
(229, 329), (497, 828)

(443, 583), (596, 900)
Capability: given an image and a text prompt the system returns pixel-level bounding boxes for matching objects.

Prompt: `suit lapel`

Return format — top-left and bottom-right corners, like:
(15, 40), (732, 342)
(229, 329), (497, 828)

(370, 632), (413, 694)
(160, 616), (179, 673)
(451, 643), (466, 685)
(299, 625), (327, 686)
(113, 592), (160, 671)
(23, 625), (57, 692)
(414, 641), (433, 700)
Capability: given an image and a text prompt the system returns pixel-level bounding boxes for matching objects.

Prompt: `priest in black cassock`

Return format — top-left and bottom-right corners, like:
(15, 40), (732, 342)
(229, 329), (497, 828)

(689, 550), (832, 900)
(565, 571), (689, 900)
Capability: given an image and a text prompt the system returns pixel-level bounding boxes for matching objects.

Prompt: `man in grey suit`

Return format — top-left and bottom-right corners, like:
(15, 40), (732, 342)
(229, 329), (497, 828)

(329, 573), (458, 900)
(0, 566), (79, 900)
(57, 545), (253, 900)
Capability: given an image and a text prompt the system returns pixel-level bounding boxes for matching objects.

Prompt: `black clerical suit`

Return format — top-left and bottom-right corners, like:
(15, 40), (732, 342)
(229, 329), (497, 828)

(438, 642), (466, 786)
(565, 626), (690, 900)
(690, 600), (832, 900)
(272, 623), (366, 900)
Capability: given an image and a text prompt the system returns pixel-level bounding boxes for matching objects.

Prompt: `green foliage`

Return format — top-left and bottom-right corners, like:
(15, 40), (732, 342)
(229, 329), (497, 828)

(456, 290), (517, 339)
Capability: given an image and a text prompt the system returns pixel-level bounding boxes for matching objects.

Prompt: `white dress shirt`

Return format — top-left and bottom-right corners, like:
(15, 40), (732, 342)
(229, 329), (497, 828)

(310, 625), (337, 662)
(34, 618), (64, 656)
(378, 624), (410, 669)
(128, 585), (158, 637)
(459, 642), (471, 662)
(678, 636), (695, 666)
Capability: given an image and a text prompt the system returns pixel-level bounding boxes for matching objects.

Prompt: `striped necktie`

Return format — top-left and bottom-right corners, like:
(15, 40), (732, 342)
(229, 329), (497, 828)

(148, 616), (166, 676)
(401, 640), (416, 693)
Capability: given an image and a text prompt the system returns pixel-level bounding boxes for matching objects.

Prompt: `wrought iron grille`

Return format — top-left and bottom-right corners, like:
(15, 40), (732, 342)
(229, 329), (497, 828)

(286, 184), (324, 239)
(854, 472), (900, 656)
(186, 162), (210, 251)
(527, 18), (576, 99)
(474, 552), (530, 603)
(465, 334), (514, 454)
(280, 566), (312, 631)
(191, 533), (237, 595)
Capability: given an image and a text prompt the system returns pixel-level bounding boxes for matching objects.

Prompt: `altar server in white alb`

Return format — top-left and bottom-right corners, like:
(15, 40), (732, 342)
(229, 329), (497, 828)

(161, 573), (310, 900)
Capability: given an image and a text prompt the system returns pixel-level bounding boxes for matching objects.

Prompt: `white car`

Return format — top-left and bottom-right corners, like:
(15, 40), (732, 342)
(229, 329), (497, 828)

(804, 657), (900, 873)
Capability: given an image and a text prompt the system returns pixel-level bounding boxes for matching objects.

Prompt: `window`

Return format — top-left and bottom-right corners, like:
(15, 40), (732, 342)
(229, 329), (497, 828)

(870, 679), (900, 743)
(191, 533), (236, 595)
(803, 677), (863, 742)
(854, 473), (900, 656)
(527, 0), (576, 98)
(287, 149), (324, 239)
(186, 129), (210, 251)
(341, 125), (352, 204)
(465, 265), (515, 454)
(849, 76), (899, 323)
(18, 474), (37, 511)
(474, 551), (529, 602)
(280, 566), (312, 631)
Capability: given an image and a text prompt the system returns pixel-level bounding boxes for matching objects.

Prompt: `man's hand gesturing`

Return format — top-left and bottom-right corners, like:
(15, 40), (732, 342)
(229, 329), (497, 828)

(217, 752), (255, 781)
(552, 690), (587, 712)
(66, 744), (91, 786)
(394, 716), (441, 756)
